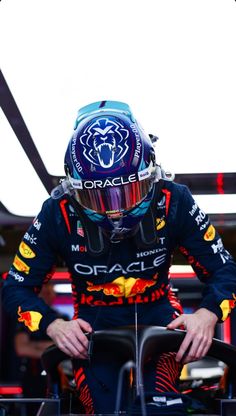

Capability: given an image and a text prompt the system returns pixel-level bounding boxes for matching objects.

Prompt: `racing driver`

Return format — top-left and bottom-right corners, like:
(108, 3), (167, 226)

(3, 100), (236, 414)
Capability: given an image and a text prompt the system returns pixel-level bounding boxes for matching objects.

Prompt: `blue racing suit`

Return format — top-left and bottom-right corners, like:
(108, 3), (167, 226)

(2, 181), (236, 413)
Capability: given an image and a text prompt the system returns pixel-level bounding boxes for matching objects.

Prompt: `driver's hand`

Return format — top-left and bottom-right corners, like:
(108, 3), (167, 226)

(46, 318), (92, 359)
(167, 308), (218, 364)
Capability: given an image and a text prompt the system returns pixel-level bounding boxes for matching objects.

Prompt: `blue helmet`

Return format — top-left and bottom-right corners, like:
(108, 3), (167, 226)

(64, 101), (160, 237)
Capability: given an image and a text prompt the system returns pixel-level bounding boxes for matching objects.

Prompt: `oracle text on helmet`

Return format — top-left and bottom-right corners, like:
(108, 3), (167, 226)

(78, 174), (137, 189)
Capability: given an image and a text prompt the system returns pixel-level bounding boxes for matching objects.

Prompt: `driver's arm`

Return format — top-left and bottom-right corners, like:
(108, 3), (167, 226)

(167, 185), (236, 363)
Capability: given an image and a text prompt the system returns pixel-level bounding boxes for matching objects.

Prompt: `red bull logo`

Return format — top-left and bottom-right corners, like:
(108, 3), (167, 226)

(17, 306), (42, 332)
(220, 293), (236, 321)
(87, 276), (156, 298)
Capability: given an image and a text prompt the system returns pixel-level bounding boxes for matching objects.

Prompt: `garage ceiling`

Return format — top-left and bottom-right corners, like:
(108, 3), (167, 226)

(0, 0), (236, 265)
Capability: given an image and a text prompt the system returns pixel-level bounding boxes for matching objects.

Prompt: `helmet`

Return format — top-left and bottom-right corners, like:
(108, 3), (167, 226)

(64, 101), (160, 237)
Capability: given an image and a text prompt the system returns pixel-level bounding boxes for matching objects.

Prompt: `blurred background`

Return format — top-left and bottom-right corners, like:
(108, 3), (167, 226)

(0, 0), (236, 412)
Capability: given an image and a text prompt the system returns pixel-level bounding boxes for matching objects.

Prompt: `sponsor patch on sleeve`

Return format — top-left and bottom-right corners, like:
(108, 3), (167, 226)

(220, 294), (236, 321)
(204, 225), (216, 241)
(13, 255), (30, 274)
(17, 306), (42, 332)
(19, 241), (36, 259)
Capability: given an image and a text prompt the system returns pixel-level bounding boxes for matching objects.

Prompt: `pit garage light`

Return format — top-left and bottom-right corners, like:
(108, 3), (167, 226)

(170, 265), (195, 278)
(193, 194), (236, 214)
(54, 284), (72, 294)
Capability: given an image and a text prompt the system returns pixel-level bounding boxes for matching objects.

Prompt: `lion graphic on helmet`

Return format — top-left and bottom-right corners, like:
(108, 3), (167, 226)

(80, 117), (129, 168)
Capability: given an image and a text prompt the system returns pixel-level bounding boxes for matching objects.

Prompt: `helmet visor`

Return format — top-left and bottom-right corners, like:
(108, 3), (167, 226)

(75, 179), (152, 214)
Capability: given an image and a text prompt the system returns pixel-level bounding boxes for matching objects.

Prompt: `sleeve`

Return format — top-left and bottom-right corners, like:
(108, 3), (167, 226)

(2, 198), (63, 333)
(175, 185), (236, 321)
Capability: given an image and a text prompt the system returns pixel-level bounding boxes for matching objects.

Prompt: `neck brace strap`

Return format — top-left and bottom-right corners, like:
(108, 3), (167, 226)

(133, 180), (164, 249)
(66, 195), (110, 257)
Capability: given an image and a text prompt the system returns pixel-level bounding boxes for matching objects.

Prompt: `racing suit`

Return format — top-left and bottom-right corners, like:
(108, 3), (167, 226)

(2, 181), (236, 413)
